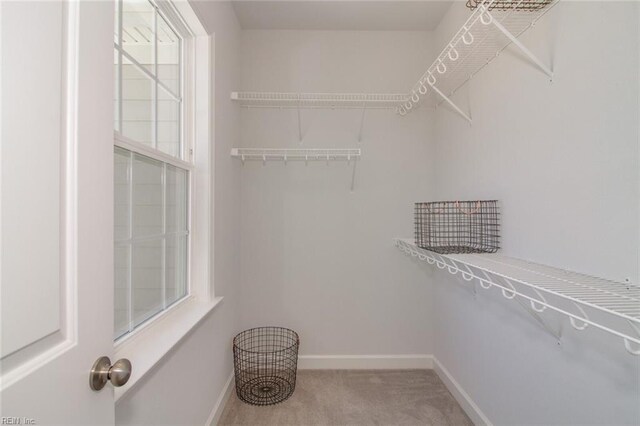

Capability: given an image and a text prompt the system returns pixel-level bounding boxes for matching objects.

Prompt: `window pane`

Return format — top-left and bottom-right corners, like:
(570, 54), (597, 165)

(121, 0), (154, 72)
(114, 244), (130, 339)
(132, 154), (163, 237)
(157, 87), (180, 157)
(157, 13), (180, 96)
(132, 239), (163, 327)
(166, 165), (187, 232)
(165, 235), (187, 307)
(114, 147), (130, 241)
(121, 64), (154, 146)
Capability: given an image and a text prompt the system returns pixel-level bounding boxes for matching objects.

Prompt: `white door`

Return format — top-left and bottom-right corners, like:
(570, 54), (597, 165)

(1, 1), (117, 424)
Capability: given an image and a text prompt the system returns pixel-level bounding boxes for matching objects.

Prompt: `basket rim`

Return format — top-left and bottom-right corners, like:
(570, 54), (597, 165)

(233, 326), (300, 354)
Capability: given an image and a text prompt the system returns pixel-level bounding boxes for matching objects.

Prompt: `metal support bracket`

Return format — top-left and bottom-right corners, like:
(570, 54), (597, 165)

(350, 159), (358, 192)
(296, 102), (303, 143)
(499, 276), (562, 341)
(516, 296), (562, 342)
(490, 12), (554, 80)
(473, 270), (561, 342)
(358, 107), (366, 143)
(428, 82), (472, 123)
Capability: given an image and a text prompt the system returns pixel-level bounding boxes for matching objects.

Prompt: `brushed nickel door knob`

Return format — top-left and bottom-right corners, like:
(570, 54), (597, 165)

(90, 356), (132, 391)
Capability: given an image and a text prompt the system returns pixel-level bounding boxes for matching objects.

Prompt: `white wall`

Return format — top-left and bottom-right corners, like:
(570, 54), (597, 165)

(113, 2), (640, 424)
(431, 1), (640, 424)
(238, 30), (437, 356)
(115, 2), (242, 424)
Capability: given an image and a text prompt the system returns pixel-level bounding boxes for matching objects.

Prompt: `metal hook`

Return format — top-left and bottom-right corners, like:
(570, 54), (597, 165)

(529, 288), (548, 312)
(462, 31), (474, 45)
(479, 271), (493, 290)
(501, 278), (517, 300)
(436, 60), (447, 74)
(480, 11), (493, 25)
(460, 264), (475, 281)
(448, 46), (459, 61)
(623, 321), (640, 355)
(427, 73), (436, 86)
(419, 83), (428, 95)
(569, 303), (589, 331)
(411, 92), (420, 103)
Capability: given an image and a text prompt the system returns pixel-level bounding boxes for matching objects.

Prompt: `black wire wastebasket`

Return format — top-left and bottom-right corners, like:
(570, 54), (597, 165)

(233, 327), (299, 406)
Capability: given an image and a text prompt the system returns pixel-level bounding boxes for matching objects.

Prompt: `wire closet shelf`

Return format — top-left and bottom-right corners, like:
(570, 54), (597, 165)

(394, 238), (640, 356)
(398, 0), (559, 119)
(231, 92), (408, 109)
(230, 148), (361, 164)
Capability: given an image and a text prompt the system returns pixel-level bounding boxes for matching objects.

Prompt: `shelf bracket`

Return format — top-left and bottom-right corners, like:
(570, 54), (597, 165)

(494, 275), (561, 341)
(489, 12), (554, 80)
(350, 159), (358, 192)
(428, 82), (472, 123)
(358, 106), (366, 143)
(297, 102), (303, 143)
(518, 297), (563, 342)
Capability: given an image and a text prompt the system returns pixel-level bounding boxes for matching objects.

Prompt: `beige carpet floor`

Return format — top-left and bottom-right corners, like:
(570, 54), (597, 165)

(218, 370), (473, 425)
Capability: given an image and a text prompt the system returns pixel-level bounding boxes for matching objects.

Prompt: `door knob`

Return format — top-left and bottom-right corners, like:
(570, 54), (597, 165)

(89, 356), (132, 391)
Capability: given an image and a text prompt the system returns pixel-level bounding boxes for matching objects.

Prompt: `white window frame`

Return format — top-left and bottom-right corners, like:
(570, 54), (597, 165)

(112, 0), (218, 400)
(113, 0), (192, 342)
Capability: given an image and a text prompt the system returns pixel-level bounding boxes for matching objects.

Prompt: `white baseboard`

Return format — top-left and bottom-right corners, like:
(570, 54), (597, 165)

(433, 357), (493, 426)
(204, 357), (489, 426)
(205, 370), (234, 426)
(298, 354), (434, 370)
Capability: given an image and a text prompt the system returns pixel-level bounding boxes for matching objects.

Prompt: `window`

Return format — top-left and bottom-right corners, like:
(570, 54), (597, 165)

(114, 0), (190, 341)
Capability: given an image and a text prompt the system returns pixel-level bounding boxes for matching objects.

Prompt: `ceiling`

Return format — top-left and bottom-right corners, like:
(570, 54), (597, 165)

(231, 1), (454, 31)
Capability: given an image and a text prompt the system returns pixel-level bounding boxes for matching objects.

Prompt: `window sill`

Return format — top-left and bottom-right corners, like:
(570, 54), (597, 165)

(113, 296), (224, 402)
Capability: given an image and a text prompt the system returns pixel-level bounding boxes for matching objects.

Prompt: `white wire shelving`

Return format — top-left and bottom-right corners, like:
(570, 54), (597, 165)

(231, 148), (361, 190)
(398, 0), (559, 121)
(394, 238), (640, 356)
(230, 148), (360, 163)
(231, 92), (408, 109)
(231, 92), (406, 142)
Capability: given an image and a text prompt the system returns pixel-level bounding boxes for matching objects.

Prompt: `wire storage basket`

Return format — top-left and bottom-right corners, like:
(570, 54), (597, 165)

(415, 200), (500, 254)
(233, 327), (299, 406)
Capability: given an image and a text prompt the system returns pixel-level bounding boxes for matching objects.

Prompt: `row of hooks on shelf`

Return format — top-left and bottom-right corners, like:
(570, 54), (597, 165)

(394, 239), (640, 356)
(398, 0), (558, 122)
(231, 148), (360, 164)
(396, 4), (494, 120)
(230, 148), (361, 191)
